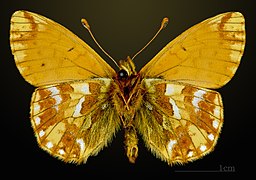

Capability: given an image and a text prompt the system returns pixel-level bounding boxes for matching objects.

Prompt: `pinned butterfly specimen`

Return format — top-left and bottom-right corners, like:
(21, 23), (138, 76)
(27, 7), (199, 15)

(10, 10), (245, 165)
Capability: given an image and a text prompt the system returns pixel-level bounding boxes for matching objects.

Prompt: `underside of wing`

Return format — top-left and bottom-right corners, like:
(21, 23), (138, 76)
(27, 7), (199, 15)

(30, 78), (120, 163)
(10, 10), (115, 87)
(135, 79), (223, 164)
(140, 12), (245, 89)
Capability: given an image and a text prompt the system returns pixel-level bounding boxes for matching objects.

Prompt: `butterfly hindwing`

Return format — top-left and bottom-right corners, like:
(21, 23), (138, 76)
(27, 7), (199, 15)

(10, 10), (115, 87)
(30, 78), (120, 163)
(135, 79), (223, 164)
(140, 12), (245, 89)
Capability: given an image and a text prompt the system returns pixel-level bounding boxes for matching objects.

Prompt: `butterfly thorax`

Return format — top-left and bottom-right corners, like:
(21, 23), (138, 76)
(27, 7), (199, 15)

(113, 57), (143, 117)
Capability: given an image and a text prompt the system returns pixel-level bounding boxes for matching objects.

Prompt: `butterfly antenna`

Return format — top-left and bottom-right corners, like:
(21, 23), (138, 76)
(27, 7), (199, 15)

(81, 18), (120, 68)
(131, 17), (169, 61)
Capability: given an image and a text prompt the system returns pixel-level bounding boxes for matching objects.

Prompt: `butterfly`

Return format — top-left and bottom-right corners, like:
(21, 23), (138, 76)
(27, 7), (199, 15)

(10, 10), (245, 165)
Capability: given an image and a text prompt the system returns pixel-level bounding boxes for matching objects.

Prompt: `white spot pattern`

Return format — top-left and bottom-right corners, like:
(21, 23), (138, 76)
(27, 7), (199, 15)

(192, 90), (206, 112)
(212, 120), (219, 129)
(35, 117), (41, 125)
(73, 97), (85, 117)
(167, 139), (177, 156)
(76, 138), (85, 152)
(39, 130), (45, 137)
(169, 98), (181, 119)
(200, 145), (207, 152)
(208, 133), (214, 141)
(46, 141), (53, 149)
(165, 84), (175, 95)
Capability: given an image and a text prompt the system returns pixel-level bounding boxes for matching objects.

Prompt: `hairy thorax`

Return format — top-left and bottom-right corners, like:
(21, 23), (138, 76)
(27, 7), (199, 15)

(112, 73), (143, 121)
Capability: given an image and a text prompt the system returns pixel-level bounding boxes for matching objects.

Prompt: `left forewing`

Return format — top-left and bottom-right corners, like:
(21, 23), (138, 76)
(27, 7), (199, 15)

(135, 78), (223, 165)
(30, 78), (120, 164)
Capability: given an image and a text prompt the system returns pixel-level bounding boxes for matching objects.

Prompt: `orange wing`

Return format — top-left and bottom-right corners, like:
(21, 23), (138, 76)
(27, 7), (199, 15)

(30, 78), (120, 163)
(136, 78), (223, 164)
(140, 12), (245, 89)
(10, 10), (115, 87)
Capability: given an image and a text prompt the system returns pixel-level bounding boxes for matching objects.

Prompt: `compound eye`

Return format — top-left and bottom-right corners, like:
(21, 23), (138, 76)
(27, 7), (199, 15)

(118, 69), (128, 79)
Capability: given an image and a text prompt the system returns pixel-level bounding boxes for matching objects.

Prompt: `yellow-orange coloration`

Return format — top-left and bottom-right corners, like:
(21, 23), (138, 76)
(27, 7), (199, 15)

(10, 10), (245, 165)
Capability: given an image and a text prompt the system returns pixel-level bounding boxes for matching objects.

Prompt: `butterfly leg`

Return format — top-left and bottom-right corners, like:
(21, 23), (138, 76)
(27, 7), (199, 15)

(120, 93), (130, 111)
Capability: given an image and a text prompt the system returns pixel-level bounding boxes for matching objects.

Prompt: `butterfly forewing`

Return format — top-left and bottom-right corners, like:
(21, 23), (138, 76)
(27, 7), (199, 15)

(135, 79), (223, 164)
(10, 10), (115, 86)
(30, 78), (120, 163)
(140, 12), (245, 89)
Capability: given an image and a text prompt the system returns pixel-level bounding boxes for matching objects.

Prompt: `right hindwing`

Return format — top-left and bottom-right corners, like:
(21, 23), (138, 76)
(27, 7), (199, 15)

(135, 78), (223, 165)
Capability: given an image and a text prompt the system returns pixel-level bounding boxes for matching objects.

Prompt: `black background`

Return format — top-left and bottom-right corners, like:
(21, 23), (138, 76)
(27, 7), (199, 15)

(2, 0), (255, 178)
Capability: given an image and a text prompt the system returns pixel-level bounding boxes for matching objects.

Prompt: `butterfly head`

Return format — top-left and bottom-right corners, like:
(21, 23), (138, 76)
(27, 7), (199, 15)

(117, 56), (137, 80)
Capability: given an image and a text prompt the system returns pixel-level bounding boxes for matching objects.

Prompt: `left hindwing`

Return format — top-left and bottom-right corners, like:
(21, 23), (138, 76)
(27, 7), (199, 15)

(30, 78), (120, 164)
(135, 78), (223, 164)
